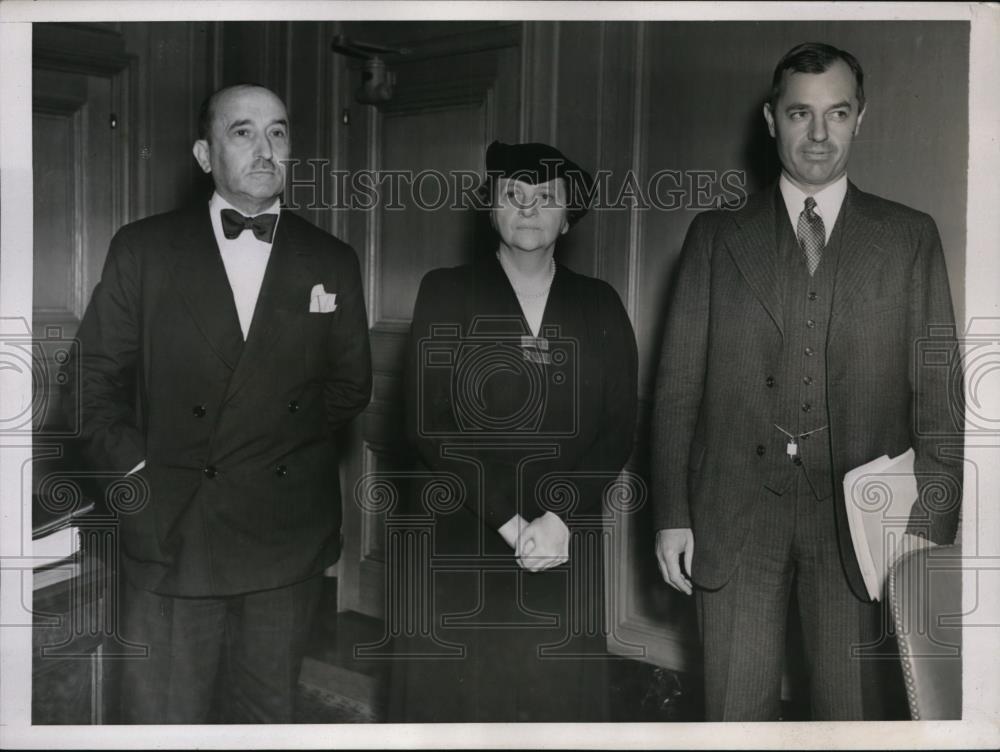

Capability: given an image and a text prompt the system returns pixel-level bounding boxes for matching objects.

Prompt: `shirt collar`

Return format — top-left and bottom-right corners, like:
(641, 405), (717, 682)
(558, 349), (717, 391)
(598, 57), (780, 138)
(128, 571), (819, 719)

(778, 173), (848, 240)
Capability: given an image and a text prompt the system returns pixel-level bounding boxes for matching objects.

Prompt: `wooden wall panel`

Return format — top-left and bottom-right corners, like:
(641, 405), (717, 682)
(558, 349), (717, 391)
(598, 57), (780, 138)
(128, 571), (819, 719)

(379, 102), (488, 322)
(549, 22), (602, 278)
(334, 23), (522, 618)
(521, 22), (641, 313)
(32, 109), (80, 321)
(32, 26), (134, 434)
(118, 22), (214, 217)
(285, 22), (334, 232)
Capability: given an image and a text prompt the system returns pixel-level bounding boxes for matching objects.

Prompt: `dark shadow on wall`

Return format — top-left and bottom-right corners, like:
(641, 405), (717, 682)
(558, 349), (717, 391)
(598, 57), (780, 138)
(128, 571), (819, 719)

(741, 94), (782, 195)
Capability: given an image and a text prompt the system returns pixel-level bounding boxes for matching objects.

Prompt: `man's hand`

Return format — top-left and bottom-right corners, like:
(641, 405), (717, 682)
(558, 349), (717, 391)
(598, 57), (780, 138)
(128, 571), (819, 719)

(656, 528), (694, 595)
(517, 511), (569, 572)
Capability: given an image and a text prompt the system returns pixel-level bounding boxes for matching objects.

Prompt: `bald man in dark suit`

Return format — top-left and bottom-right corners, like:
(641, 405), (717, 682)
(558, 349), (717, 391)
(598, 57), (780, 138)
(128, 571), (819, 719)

(68, 83), (371, 723)
(651, 43), (963, 720)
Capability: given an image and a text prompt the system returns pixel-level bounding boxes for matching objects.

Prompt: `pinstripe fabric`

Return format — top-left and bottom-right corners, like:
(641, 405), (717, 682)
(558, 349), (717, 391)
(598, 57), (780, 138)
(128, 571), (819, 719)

(654, 182), (960, 720)
(697, 492), (795, 720)
(651, 183), (963, 600)
(698, 482), (879, 721)
(120, 575), (322, 723)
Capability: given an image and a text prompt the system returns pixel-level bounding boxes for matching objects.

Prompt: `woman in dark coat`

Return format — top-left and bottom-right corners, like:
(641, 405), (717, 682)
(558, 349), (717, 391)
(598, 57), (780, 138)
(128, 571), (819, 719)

(388, 141), (638, 722)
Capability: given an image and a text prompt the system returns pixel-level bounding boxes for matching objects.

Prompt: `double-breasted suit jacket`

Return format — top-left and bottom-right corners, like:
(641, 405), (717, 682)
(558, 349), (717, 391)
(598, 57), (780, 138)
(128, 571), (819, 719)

(69, 204), (372, 597)
(651, 182), (963, 600)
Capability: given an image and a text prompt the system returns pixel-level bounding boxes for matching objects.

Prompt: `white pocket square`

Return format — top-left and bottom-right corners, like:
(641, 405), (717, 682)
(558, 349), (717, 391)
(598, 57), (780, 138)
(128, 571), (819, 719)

(309, 283), (337, 313)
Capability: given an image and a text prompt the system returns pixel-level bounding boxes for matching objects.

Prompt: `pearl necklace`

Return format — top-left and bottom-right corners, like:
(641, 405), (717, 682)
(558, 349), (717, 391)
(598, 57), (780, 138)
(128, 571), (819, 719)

(497, 251), (556, 300)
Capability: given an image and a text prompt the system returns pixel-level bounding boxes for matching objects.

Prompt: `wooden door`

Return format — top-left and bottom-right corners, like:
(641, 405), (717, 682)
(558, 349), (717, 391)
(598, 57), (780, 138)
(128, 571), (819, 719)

(30, 23), (136, 725)
(31, 24), (135, 438)
(336, 22), (522, 618)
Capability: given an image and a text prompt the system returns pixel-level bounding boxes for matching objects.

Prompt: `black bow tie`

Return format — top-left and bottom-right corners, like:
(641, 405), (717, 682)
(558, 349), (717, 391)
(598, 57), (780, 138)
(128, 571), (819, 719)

(220, 209), (278, 243)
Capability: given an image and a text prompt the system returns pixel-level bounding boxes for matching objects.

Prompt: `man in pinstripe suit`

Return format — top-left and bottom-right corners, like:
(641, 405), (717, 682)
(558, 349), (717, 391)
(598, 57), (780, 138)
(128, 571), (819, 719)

(651, 43), (963, 720)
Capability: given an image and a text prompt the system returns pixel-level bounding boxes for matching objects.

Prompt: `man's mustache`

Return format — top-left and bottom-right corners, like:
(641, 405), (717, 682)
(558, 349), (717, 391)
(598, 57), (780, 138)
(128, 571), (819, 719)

(250, 158), (280, 171)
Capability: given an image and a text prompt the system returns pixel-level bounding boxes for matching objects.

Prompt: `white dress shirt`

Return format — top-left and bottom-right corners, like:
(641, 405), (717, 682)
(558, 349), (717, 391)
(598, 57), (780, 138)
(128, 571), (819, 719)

(209, 192), (281, 339)
(778, 172), (847, 245)
(126, 193), (281, 477)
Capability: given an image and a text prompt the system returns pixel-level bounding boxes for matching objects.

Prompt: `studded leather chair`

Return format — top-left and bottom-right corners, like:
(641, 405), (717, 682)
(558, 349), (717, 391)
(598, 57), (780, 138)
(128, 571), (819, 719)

(888, 543), (963, 720)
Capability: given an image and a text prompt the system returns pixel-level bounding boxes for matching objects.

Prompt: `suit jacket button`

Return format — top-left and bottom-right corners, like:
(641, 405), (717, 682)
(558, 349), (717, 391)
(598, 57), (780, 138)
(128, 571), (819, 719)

(756, 444), (766, 456)
(275, 464), (288, 477)
(288, 400), (300, 413)
(192, 404), (207, 417)
(793, 456), (803, 466)
(765, 376), (775, 388)
(203, 465), (217, 478)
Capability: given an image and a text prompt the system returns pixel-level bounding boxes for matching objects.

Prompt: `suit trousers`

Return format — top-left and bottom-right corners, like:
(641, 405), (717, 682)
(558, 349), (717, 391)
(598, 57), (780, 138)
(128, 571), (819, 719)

(119, 574), (322, 723)
(696, 475), (886, 721)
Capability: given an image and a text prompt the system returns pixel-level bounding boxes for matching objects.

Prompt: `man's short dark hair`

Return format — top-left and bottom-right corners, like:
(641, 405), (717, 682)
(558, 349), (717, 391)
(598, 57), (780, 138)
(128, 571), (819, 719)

(197, 82), (270, 142)
(769, 42), (866, 112)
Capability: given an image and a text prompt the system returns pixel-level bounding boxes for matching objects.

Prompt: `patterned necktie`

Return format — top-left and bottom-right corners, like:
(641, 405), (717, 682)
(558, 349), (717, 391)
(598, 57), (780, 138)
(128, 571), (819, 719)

(796, 196), (825, 276)
(220, 208), (278, 243)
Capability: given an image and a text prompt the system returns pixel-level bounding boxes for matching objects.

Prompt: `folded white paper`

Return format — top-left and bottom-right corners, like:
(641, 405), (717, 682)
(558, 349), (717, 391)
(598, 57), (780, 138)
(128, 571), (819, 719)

(842, 448), (917, 601)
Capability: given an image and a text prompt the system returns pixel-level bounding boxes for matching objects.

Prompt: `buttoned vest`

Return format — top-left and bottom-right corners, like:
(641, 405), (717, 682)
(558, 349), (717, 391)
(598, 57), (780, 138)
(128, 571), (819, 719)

(765, 193), (846, 500)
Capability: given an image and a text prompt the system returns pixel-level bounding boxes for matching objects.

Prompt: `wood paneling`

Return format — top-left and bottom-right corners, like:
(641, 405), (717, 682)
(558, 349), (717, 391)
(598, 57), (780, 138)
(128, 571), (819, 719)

(118, 22), (212, 216)
(32, 25), (135, 434)
(378, 101), (489, 322)
(32, 550), (111, 724)
(32, 107), (81, 321)
(336, 23), (522, 618)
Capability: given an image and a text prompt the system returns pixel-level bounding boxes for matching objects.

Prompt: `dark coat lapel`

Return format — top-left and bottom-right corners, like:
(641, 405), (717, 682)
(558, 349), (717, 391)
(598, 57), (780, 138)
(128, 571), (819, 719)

(829, 182), (891, 326)
(722, 187), (784, 336)
(168, 205), (244, 370)
(225, 211), (320, 398)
